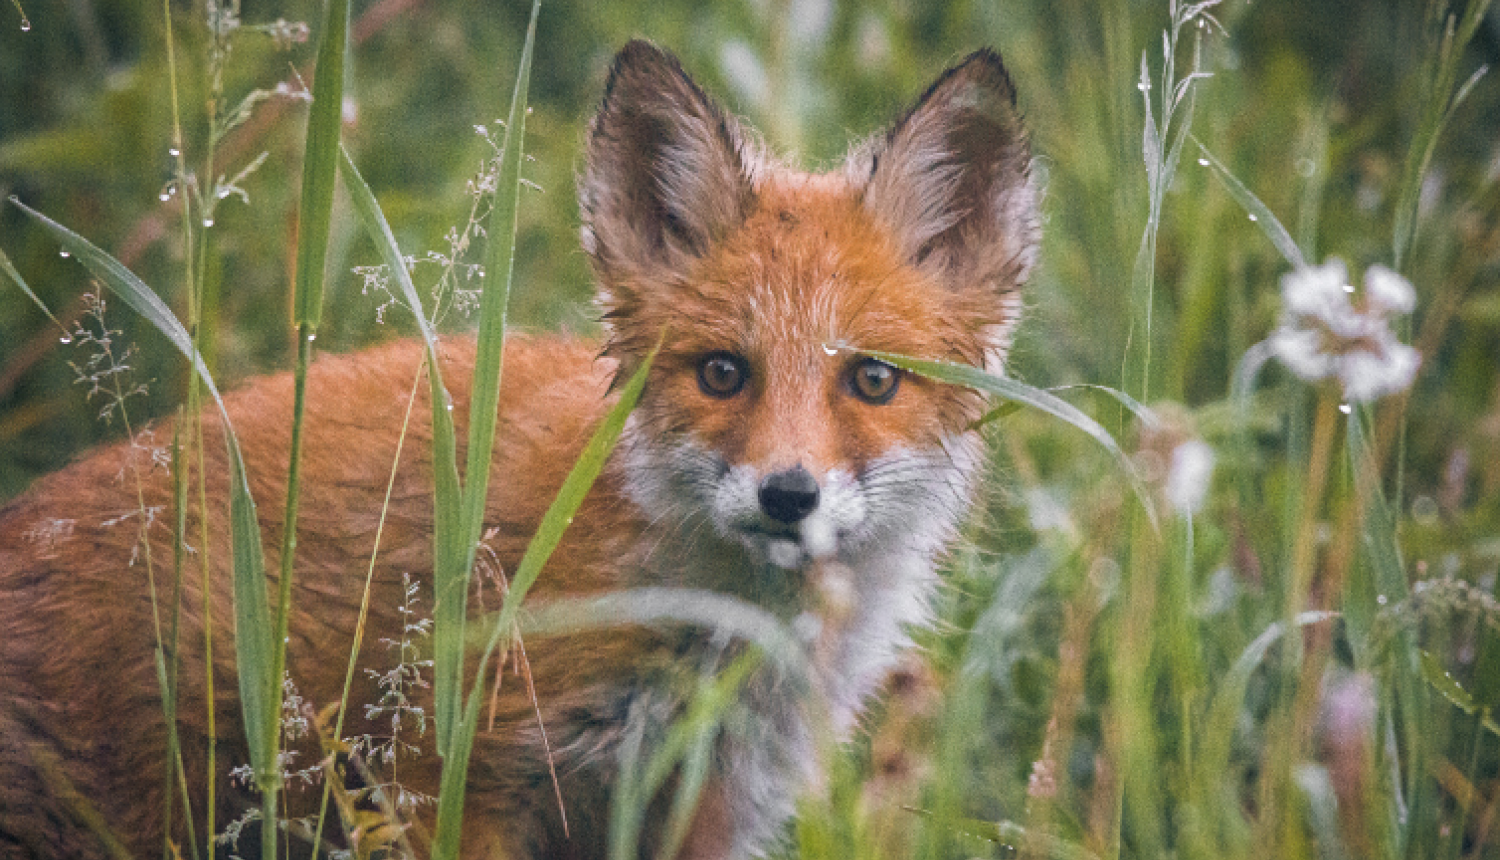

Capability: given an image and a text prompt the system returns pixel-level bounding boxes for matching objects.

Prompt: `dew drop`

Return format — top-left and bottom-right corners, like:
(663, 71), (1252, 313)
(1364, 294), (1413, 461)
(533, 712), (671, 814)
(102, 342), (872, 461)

(168, 147), (180, 158)
(159, 192), (171, 202)
(20, 16), (32, 31)
(1247, 214), (1258, 222)
(1197, 157), (1209, 166)
(1376, 593), (1388, 605)
(1342, 283), (1355, 294)
(216, 187), (231, 199)
(58, 250), (70, 258)
(58, 335), (72, 345)
(446, 403), (454, 411)
(202, 218), (214, 228)
(525, 106), (533, 115)
(1338, 403), (1352, 415)
(1136, 82), (1149, 92)
(307, 332), (317, 342)
(822, 344), (839, 356)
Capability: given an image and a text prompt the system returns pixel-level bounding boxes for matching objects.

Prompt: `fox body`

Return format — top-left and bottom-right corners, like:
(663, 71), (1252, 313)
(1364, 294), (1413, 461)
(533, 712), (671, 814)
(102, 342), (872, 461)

(0, 42), (1036, 859)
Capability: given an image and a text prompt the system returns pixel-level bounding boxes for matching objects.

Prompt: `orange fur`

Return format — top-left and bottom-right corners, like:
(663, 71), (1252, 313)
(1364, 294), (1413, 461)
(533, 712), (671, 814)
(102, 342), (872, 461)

(0, 41), (1036, 859)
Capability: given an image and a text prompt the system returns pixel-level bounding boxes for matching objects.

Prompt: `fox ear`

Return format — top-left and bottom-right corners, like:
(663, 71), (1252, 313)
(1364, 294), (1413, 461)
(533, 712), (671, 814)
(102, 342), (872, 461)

(580, 41), (757, 286)
(856, 49), (1038, 307)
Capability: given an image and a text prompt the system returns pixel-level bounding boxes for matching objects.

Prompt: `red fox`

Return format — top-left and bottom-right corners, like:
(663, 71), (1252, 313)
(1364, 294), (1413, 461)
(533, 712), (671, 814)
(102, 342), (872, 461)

(0, 41), (1036, 859)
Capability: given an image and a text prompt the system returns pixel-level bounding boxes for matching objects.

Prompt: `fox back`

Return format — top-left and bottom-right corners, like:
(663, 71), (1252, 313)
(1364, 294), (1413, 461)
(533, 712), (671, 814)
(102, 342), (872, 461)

(0, 41), (1036, 860)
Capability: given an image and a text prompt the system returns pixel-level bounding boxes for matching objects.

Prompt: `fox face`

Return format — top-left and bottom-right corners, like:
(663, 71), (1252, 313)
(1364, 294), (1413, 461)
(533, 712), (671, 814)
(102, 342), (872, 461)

(581, 43), (1037, 654)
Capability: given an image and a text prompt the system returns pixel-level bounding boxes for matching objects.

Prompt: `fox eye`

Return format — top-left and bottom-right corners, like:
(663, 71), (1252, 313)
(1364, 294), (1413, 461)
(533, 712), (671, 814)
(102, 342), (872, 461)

(849, 358), (900, 404)
(698, 352), (748, 398)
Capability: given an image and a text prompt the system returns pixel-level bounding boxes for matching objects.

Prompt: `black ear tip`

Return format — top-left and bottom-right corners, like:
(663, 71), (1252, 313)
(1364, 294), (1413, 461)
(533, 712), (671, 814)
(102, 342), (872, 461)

(950, 47), (1019, 104)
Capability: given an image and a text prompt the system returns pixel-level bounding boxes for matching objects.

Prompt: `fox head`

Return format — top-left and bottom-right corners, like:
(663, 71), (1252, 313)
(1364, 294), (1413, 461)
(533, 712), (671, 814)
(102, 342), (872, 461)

(580, 41), (1037, 579)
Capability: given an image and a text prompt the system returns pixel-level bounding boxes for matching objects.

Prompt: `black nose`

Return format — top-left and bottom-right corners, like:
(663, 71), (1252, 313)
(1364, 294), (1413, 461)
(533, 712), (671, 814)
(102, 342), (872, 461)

(758, 466), (820, 524)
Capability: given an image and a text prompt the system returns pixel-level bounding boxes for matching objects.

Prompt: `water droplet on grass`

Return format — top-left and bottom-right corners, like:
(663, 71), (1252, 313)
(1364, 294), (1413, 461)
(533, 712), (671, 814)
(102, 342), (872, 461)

(1247, 214), (1258, 222)
(168, 147), (180, 158)
(59, 250), (70, 258)
(1197, 157), (1209, 166)
(20, 17), (32, 31)
(1339, 403), (1352, 414)
(58, 335), (72, 344)
(202, 218), (214, 228)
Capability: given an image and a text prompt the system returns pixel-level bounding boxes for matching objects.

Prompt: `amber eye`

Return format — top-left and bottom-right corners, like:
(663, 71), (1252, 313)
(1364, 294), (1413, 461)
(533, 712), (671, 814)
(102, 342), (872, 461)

(850, 358), (900, 404)
(698, 352), (748, 398)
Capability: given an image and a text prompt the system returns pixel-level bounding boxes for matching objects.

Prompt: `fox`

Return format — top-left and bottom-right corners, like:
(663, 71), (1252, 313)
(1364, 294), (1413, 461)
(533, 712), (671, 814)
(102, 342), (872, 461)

(0, 40), (1037, 860)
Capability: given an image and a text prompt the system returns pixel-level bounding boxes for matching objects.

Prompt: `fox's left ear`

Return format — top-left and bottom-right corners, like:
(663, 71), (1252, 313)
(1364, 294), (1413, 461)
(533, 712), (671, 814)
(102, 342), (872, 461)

(854, 49), (1038, 364)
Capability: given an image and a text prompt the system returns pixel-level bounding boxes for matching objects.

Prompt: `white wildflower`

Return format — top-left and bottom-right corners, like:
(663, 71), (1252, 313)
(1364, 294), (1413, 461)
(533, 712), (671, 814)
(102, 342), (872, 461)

(1165, 439), (1215, 516)
(1269, 258), (1420, 402)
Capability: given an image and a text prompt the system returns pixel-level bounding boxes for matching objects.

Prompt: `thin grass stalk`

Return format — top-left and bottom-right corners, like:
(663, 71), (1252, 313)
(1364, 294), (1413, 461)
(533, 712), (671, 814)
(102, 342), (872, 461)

(255, 0), (349, 851)
(307, 359), (424, 858)
(161, 0), (223, 850)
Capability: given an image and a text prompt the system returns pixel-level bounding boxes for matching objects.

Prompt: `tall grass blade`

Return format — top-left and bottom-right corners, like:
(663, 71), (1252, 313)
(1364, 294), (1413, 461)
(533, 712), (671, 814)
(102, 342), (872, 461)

(431, 335), (655, 860)
(610, 650), (763, 860)
(1392, 0), (1493, 271)
(1198, 611), (1337, 789)
(0, 245), (70, 336)
(436, 0), (544, 759)
(11, 198), (276, 781)
(863, 350), (1158, 527)
(291, 0), (350, 331)
(255, 1), (351, 849)
(1192, 139), (1306, 269)
(338, 143), (465, 756)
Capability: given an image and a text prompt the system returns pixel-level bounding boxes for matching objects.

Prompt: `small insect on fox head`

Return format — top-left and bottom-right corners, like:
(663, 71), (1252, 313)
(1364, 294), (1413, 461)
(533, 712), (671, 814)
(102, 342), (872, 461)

(581, 41), (1038, 576)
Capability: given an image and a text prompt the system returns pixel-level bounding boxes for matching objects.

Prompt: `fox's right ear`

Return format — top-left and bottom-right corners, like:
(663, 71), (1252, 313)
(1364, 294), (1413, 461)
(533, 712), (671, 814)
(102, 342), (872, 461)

(580, 41), (757, 289)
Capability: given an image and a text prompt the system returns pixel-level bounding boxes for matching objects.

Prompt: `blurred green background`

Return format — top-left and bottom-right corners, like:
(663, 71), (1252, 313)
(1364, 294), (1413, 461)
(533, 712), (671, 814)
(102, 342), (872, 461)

(2, 0), (1498, 504)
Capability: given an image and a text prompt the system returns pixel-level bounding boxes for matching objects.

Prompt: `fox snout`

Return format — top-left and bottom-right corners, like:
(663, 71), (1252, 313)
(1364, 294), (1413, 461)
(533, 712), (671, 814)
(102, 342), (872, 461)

(758, 464), (819, 524)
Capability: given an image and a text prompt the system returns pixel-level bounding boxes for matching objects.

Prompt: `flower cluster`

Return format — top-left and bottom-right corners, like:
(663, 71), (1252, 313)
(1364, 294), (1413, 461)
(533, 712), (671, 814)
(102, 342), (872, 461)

(1269, 258), (1420, 402)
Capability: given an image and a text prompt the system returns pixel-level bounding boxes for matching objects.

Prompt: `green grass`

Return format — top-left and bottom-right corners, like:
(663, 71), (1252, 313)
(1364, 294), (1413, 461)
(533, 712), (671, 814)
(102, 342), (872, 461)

(4, 0), (1500, 858)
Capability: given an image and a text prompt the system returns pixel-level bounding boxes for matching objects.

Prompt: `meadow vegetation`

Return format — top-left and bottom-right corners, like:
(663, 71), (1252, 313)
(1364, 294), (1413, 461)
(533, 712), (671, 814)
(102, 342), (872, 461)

(3, 0), (1500, 858)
